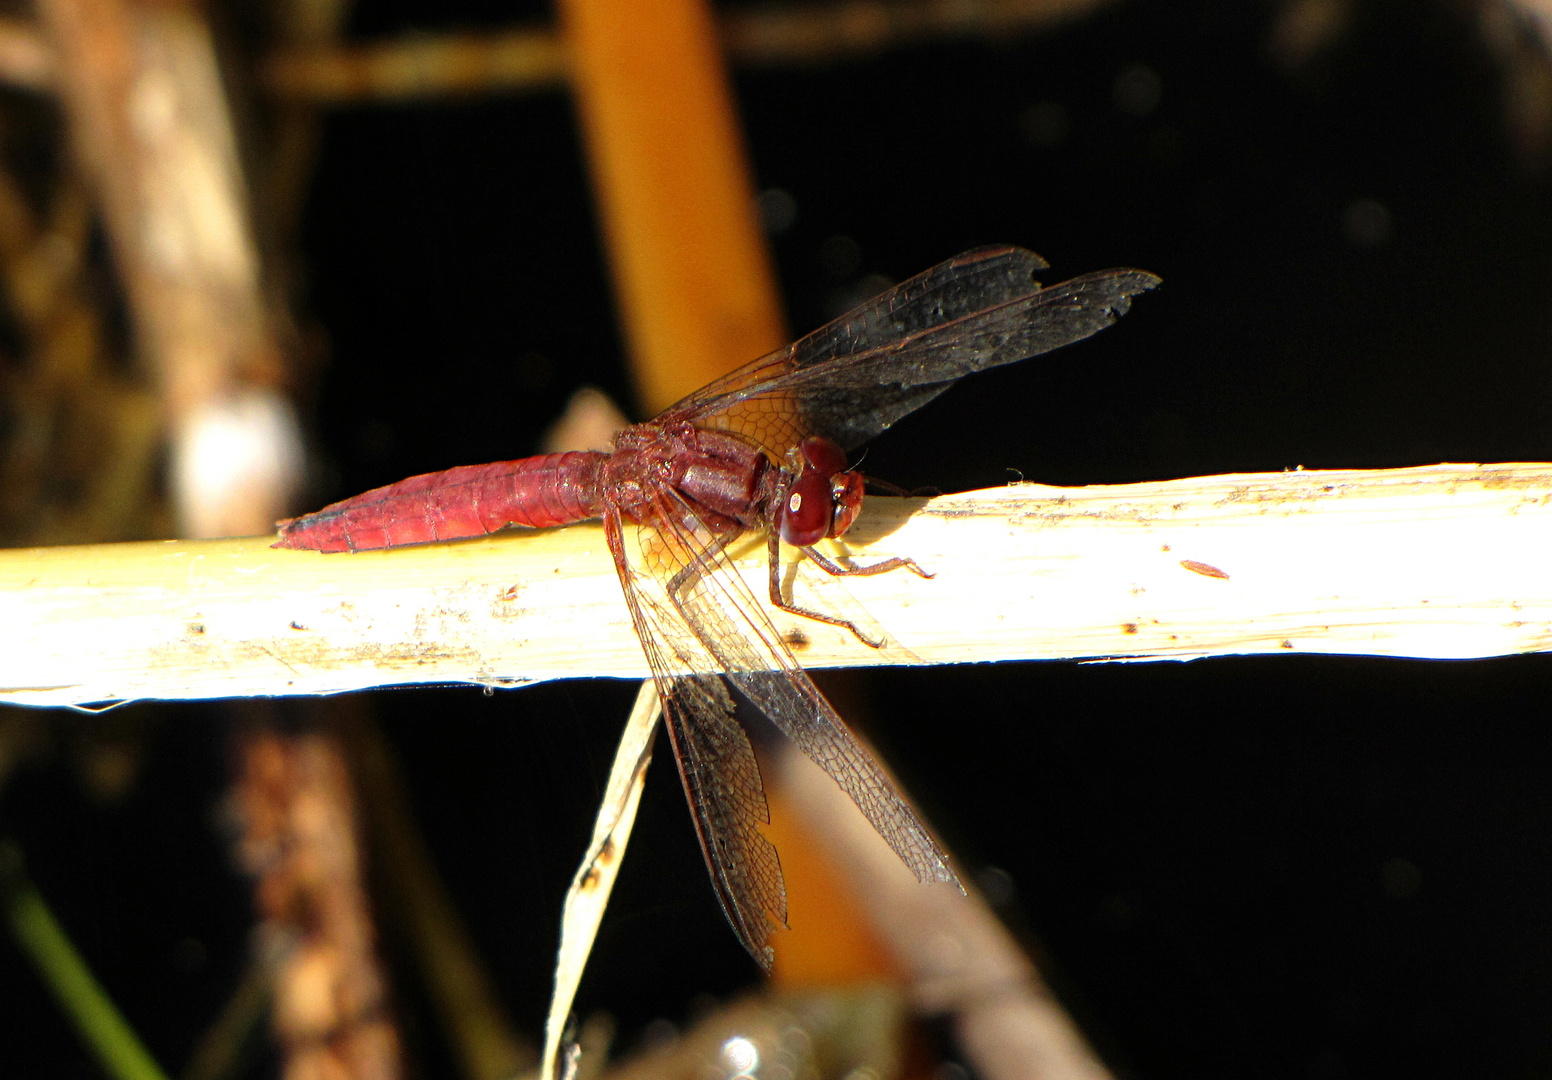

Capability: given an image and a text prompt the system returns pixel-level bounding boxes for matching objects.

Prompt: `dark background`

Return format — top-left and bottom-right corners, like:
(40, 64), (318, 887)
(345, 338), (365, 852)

(5, 1), (1552, 1077)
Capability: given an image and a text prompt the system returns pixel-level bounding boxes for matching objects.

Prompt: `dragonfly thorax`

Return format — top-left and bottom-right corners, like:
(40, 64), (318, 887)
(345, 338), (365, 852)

(609, 422), (774, 528)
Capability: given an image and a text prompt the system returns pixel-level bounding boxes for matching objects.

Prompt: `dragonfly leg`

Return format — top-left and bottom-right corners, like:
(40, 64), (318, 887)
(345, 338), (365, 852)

(800, 544), (933, 582)
(666, 528), (739, 602)
(764, 531), (898, 649)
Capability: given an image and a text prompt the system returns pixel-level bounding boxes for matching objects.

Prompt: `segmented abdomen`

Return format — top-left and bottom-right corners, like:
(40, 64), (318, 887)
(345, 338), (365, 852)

(273, 452), (608, 552)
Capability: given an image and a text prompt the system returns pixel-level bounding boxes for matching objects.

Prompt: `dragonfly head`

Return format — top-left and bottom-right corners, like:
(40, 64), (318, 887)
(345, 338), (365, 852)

(777, 436), (865, 547)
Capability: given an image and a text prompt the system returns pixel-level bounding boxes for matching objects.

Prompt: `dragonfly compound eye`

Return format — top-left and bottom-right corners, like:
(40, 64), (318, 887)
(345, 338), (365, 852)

(778, 461), (835, 546)
(798, 435), (848, 477)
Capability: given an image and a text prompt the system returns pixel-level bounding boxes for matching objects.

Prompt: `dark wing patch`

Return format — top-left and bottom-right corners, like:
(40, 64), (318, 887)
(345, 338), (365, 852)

(656, 246), (1158, 452)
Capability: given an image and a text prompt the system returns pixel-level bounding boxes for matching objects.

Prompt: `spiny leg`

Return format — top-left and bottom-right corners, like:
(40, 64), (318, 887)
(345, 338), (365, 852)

(667, 527), (739, 605)
(764, 531), (925, 649)
(800, 545), (933, 582)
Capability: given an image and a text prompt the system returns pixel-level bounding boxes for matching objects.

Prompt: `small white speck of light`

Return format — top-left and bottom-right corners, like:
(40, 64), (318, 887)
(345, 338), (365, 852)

(721, 1035), (759, 1075)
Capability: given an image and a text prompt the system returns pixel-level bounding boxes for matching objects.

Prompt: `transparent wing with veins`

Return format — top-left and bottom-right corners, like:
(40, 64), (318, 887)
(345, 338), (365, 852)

(659, 245), (1160, 454)
(601, 506), (787, 967)
(602, 489), (957, 969)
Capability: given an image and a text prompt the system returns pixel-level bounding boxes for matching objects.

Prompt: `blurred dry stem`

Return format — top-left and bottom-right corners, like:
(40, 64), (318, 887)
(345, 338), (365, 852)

(37, 0), (295, 539)
(232, 723), (403, 1080)
(0, 0), (1122, 102)
(0, 139), (163, 545)
(256, 0), (1120, 104)
(539, 681), (658, 1080)
(262, 25), (564, 104)
(722, 0), (1119, 66)
(540, 386), (632, 454)
(38, 0), (275, 417)
(558, 0), (786, 411)
(0, 17), (53, 90)
(780, 745), (1113, 1080)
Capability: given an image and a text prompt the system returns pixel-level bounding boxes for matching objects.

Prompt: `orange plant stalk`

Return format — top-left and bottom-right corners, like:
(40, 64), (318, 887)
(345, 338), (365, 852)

(558, 0), (905, 998)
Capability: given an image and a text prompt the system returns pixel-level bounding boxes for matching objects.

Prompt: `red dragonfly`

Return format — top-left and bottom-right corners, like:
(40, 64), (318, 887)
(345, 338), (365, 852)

(275, 246), (1158, 969)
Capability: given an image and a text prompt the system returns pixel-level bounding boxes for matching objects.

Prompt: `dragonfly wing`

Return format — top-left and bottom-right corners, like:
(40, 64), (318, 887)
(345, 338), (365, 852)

(638, 492), (959, 896)
(602, 511), (787, 970)
(658, 246), (1158, 452)
(766, 267), (1159, 450)
(661, 246), (1053, 414)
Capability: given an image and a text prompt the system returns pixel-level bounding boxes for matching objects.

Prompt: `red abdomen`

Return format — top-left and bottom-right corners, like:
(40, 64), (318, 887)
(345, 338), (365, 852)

(273, 452), (608, 552)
